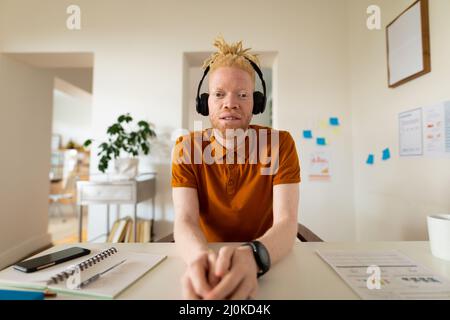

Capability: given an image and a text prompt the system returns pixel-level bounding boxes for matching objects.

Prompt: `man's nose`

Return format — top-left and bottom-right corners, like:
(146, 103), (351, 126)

(223, 95), (239, 109)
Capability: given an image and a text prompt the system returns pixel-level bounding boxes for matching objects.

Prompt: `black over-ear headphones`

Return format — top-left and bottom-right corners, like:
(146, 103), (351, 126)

(195, 57), (267, 116)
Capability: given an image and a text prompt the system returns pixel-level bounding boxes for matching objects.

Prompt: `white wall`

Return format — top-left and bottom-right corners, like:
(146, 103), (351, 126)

(348, 0), (450, 241)
(0, 0), (356, 242)
(52, 89), (92, 147)
(0, 54), (53, 269)
(187, 66), (210, 132)
(50, 68), (93, 93)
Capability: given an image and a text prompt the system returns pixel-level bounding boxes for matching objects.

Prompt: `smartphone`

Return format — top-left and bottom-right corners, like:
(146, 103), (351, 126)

(13, 247), (91, 273)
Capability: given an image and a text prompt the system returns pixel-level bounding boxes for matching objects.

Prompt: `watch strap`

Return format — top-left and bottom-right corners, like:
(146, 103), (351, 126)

(242, 241), (270, 277)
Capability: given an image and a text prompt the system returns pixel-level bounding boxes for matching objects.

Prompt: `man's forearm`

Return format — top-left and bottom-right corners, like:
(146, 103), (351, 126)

(257, 217), (297, 265)
(174, 216), (209, 264)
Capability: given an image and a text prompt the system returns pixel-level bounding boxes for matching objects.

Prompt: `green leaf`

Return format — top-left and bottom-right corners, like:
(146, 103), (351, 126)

(138, 120), (149, 128)
(107, 124), (116, 135)
(99, 142), (108, 150)
(98, 155), (110, 173)
(83, 139), (92, 147)
(118, 114), (126, 123)
(141, 143), (149, 155)
(114, 139), (122, 148)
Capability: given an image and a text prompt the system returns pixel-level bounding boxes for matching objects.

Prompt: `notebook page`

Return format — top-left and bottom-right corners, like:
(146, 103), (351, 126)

(48, 251), (166, 299)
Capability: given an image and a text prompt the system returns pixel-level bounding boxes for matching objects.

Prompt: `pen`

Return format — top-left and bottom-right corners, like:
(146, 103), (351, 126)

(43, 289), (57, 298)
(78, 259), (126, 289)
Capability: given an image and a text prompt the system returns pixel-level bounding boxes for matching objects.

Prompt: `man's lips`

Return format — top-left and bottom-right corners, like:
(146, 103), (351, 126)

(219, 115), (241, 120)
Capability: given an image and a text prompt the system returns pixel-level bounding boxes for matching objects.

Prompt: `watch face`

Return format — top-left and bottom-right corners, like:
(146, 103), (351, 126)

(255, 241), (270, 270)
(259, 246), (270, 267)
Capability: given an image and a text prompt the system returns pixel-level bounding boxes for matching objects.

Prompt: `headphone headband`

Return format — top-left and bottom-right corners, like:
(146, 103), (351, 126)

(196, 65), (210, 103)
(246, 59), (267, 100)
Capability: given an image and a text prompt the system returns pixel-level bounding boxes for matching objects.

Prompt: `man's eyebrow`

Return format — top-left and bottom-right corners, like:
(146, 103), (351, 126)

(211, 87), (251, 92)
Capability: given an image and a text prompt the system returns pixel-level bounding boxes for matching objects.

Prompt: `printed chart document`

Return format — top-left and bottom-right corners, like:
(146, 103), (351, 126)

(423, 101), (450, 157)
(317, 250), (450, 300)
(399, 108), (423, 156)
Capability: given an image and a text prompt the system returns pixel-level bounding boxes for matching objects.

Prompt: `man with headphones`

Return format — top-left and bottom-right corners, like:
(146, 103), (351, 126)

(172, 36), (300, 300)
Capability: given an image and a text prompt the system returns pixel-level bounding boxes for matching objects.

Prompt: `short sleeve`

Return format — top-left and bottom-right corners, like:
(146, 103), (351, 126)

(171, 135), (198, 189)
(272, 131), (301, 185)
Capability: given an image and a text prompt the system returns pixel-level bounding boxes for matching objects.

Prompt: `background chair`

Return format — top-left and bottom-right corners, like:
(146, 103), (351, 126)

(49, 150), (79, 221)
(156, 223), (323, 242)
(49, 172), (78, 221)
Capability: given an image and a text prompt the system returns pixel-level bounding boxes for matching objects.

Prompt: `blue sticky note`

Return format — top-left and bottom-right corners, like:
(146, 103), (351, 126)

(0, 289), (44, 300)
(366, 154), (374, 165)
(316, 137), (326, 146)
(329, 117), (340, 126)
(303, 130), (313, 139)
(382, 148), (391, 160)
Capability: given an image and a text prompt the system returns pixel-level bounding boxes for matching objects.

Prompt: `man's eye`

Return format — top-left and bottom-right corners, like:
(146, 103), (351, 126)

(239, 93), (248, 98)
(214, 92), (224, 98)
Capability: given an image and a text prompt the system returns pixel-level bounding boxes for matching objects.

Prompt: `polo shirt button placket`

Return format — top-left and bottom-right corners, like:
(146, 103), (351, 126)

(226, 164), (236, 194)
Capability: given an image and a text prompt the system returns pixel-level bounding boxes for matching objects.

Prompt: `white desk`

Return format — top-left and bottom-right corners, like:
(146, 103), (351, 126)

(76, 173), (156, 242)
(32, 241), (450, 300)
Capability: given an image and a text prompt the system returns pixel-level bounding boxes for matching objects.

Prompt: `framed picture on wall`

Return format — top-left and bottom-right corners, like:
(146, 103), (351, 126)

(386, 0), (431, 88)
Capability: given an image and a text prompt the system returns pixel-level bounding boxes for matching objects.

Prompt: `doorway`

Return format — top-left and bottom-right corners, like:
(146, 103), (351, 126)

(8, 52), (94, 245)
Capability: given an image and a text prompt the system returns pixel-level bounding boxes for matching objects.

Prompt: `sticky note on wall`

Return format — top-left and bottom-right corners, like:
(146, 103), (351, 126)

(316, 137), (326, 146)
(366, 154), (374, 165)
(303, 130), (313, 139)
(329, 117), (340, 126)
(382, 148), (391, 160)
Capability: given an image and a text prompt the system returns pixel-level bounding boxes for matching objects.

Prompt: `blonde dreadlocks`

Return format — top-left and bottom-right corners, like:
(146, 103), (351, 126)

(202, 36), (260, 82)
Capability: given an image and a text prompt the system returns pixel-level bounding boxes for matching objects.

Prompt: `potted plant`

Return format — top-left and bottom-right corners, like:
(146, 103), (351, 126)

(84, 113), (156, 180)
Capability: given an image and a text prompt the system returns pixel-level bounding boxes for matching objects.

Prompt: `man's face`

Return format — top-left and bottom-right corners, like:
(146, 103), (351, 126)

(208, 66), (254, 135)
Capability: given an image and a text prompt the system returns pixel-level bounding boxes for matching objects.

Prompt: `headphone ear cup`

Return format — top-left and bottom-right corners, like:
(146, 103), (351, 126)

(253, 91), (266, 115)
(196, 93), (209, 116)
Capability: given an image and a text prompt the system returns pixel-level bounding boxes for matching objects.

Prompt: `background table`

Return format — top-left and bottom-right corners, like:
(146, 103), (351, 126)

(76, 173), (156, 242)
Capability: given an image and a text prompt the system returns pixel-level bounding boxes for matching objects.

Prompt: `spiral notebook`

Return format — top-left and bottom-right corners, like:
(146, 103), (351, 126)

(0, 247), (166, 299)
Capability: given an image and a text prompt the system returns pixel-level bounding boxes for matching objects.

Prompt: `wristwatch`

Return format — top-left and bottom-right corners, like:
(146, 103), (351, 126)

(242, 241), (271, 278)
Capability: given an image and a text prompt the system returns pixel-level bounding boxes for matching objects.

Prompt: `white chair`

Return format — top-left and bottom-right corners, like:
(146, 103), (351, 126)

(49, 150), (79, 221)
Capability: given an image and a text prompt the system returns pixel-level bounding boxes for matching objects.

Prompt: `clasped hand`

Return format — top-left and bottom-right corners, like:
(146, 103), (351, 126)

(181, 245), (259, 300)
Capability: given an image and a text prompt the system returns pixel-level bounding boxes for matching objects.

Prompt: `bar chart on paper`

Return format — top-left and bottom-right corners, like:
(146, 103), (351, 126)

(317, 250), (450, 300)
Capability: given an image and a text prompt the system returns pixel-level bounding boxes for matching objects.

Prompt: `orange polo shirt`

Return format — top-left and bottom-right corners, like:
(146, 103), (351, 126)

(171, 124), (301, 242)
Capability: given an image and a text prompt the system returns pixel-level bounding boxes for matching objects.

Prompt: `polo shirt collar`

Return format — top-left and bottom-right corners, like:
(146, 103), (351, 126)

(208, 128), (249, 163)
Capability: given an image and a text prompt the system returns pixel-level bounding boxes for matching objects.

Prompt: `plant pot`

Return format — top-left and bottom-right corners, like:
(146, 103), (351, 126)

(111, 158), (139, 181)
